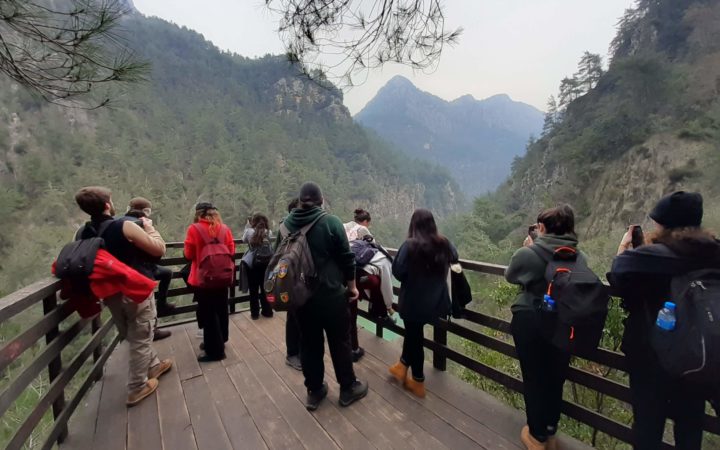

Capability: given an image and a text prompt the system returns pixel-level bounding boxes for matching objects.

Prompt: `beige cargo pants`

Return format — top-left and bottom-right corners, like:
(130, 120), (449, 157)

(104, 293), (161, 391)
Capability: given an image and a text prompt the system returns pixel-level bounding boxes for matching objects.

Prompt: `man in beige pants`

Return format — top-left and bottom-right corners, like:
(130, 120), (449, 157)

(75, 186), (173, 406)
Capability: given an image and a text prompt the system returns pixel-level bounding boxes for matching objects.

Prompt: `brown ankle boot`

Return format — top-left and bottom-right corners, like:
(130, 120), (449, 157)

(404, 376), (426, 398)
(388, 361), (408, 383)
(148, 359), (173, 380)
(126, 379), (158, 407)
(546, 435), (558, 450)
(520, 426), (546, 450)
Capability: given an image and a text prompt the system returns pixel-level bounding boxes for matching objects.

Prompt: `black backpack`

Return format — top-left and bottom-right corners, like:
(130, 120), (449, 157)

(55, 220), (114, 292)
(650, 269), (720, 385)
(253, 232), (274, 266)
(531, 245), (610, 355)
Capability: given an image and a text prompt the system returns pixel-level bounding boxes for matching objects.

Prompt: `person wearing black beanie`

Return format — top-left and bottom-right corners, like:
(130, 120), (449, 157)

(609, 191), (720, 449)
(278, 182), (369, 410)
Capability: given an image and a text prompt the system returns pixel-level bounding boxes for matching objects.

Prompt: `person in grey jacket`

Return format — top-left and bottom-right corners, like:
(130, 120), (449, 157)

(505, 204), (581, 450)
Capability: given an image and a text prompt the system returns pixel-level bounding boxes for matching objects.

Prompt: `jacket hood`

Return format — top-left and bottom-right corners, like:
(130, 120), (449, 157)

(534, 234), (579, 254)
(283, 206), (325, 232)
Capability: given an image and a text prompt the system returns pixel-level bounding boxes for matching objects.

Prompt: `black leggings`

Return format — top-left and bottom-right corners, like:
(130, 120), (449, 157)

(401, 320), (425, 381)
(247, 263), (270, 316)
(511, 310), (571, 442)
(194, 288), (229, 358)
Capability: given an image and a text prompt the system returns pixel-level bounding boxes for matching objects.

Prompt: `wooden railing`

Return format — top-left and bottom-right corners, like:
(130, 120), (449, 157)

(0, 241), (717, 449)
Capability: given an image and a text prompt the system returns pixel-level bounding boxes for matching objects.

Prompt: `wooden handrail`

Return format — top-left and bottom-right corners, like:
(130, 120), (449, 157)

(0, 241), (717, 449)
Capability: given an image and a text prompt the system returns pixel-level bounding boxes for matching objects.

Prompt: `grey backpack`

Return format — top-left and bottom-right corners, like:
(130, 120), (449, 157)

(264, 213), (326, 311)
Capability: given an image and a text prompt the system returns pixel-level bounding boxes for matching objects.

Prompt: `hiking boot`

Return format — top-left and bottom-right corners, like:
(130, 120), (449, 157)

(305, 382), (328, 411)
(153, 328), (172, 341)
(388, 361), (408, 383)
(148, 359), (173, 380)
(251, 313), (260, 320)
(285, 355), (302, 371)
(126, 379), (158, 407)
(339, 379), (368, 407)
(521, 426), (547, 450)
(404, 376), (426, 398)
(351, 347), (365, 363)
(261, 309), (274, 318)
(546, 436), (558, 450)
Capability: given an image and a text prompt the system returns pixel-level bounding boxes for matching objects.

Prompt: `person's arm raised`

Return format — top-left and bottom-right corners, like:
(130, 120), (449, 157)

(122, 218), (166, 258)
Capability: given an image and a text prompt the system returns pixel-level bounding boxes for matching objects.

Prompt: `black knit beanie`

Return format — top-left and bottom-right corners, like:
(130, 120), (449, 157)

(299, 182), (323, 206)
(649, 191), (703, 229)
(195, 202), (215, 212)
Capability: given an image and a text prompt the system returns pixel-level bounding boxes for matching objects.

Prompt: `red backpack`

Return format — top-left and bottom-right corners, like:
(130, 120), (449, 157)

(193, 223), (235, 289)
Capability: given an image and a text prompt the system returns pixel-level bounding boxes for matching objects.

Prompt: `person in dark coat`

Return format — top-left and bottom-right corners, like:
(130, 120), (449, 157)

(389, 208), (457, 398)
(278, 182), (368, 411)
(505, 204), (580, 450)
(609, 191), (719, 450)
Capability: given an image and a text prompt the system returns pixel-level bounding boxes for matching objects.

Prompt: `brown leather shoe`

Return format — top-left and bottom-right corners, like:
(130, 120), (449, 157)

(153, 328), (171, 341)
(148, 359), (173, 380)
(521, 426), (547, 450)
(388, 361), (408, 383)
(403, 376), (426, 398)
(126, 379), (158, 407)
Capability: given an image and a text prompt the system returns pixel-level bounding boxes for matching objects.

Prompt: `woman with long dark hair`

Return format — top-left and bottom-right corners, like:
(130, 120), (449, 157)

(505, 204), (578, 450)
(184, 203), (235, 362)
(242, 213), (273, 319)
(610, 192), (718, 449)
(389, 209), (457, 398)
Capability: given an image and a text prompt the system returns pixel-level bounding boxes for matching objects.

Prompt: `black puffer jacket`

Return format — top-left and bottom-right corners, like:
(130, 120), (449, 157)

(608, 233), (720, 356)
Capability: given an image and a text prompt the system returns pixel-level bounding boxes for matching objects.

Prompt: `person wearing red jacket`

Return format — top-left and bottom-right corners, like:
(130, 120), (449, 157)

(184, 202), (236, 362)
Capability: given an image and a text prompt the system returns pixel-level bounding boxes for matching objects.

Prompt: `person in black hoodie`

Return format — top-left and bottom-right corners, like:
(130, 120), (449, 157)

(389, 209), (457, 398)
(609, 191), (719, 450)
(505, 205), (580, 450)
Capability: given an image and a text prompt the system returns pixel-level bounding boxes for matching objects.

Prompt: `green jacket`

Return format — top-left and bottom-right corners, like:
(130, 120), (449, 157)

(504, 234), (581, 312)
(276, 206), (356, 300)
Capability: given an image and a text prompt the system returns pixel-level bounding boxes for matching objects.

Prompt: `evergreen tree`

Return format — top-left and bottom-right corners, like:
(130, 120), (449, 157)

(542, 95), (558, 137)
(575, 51), (604, 91)
(558, 77), (583, 108)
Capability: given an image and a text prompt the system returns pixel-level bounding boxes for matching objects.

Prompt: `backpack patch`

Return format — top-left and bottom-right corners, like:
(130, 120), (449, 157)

(194, 224), (235, 289)
(264, 213), (326, 311)
(532, 245), (610, 355)
(650, 269), (720, 386)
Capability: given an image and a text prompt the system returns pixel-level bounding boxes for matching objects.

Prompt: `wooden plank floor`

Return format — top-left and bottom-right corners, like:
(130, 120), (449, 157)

(61, 311), (594, 450)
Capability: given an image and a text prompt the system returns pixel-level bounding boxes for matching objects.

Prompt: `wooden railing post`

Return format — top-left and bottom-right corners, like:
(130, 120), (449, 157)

(432, 322), (447, 371)
(91, 314), (103, 381)
(229, 265), (237, 314)
(42, 293), (68, 443)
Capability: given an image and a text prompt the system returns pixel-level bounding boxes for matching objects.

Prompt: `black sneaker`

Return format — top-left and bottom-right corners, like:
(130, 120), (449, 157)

(351, 347), (365, 363)
(261, 309), (274, 318)
(285, 355), (302, 371)
(305, 382), (328, 411)
(339, 379), (368, 407)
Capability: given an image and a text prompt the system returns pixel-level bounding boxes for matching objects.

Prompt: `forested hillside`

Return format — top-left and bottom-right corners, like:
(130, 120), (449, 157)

(0, 13), (461, 295)
(356, 76), (543, 196)
(452, 0), (720, 266)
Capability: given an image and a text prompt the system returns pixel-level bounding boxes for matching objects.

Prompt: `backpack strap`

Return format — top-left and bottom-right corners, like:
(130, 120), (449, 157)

(193, 223), (223, 245)
(76, 219), (114, 241)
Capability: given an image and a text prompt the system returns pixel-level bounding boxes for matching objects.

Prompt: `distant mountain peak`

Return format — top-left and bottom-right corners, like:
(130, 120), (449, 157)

(484, 93), (512, 102)
(452, 94), (476, 104)
(386, 75), (415, 88)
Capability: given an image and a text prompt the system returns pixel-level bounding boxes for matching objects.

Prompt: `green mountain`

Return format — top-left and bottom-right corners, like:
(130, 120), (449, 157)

(457, 0), (720, 261)
(355, 76), (544, 196)
(0, 12), (461, 294)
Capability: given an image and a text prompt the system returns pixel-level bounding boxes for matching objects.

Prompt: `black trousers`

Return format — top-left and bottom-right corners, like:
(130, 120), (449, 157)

(401, 320), (426, 380)
(627, 346), (706, 449)
(247, 263), (270, 316)
(195, 288), (229, 358)
(348, 300), (359, 351)
(511, 310), (571, 442)
(286, 309), (301, 357)
(153, 265), (173, 306)
(297, 295), (356, 392)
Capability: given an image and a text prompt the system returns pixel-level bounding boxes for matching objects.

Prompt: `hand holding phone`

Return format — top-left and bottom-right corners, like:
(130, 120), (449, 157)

(631, 224), (644, 248)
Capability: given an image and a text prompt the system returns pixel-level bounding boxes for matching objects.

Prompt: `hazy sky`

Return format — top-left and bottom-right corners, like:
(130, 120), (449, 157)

(132, 0), (634, 114)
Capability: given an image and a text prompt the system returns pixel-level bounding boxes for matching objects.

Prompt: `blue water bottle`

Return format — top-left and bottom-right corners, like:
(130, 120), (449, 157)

(543, 294), (556, 312)
(656, 301), (677, 331)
